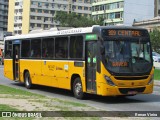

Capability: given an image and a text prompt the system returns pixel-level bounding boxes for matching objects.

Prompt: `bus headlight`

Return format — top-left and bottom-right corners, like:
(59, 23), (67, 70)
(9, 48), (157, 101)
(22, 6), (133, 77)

(104, 75), (115, 86)
(148, 74), (154, 85)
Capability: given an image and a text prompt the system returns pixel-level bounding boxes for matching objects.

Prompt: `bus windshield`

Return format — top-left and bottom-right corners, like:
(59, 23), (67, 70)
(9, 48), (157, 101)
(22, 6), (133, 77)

(103, 39), (152, 75)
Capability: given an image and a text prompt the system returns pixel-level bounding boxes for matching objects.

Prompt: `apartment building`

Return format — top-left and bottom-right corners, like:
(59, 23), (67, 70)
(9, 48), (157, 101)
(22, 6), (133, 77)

(0, 0), (8, 50)
(8, 0), (92, 35)
(92, 0), (154, 26)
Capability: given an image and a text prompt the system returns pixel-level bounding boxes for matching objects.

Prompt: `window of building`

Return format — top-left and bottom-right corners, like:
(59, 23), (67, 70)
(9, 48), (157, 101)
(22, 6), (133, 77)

(51, 10), (55, 15)
(95, 5), (99, 11)
(15, 2), (19, 6)
(37, 16), (42, 20)
(84, 7), (88, 10)
(45, 3), (49, 8)
(37, 24), (41, 27)
(31, 16), (35, 19)
(78, 6), (82, 10)
(44, 24), (48, 29)
(38, 9), (42, 13)
(30, 23), (35, 28)
(44, 10), (49, 13)
(84, 0), (89, 3)
(108, 13), (115, 19)
(115, 12), (120, 18)
(44, 17), (49, 22)
(31, 8), (36, 12)
(38, 2), (42, 7)
(18, 30), (22, 34)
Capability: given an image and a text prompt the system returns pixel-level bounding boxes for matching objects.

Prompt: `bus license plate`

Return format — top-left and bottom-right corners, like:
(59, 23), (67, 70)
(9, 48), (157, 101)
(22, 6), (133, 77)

(128, 91), (137, 95)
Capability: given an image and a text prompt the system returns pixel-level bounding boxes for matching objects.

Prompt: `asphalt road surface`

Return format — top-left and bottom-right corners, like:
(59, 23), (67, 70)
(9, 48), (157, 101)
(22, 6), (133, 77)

(0, 65), (160, 112)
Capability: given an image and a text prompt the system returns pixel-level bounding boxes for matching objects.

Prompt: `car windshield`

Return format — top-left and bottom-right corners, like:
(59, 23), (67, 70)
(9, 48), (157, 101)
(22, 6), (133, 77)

(103, 40), (152, 75)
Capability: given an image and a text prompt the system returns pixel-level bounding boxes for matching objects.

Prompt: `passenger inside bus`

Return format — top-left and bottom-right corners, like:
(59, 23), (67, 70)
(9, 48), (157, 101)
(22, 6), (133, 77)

(43, 48), (48, 57)
(5, 50), (11, 58)
(115, 41), (124, 59)
(56, 49), (65, 58)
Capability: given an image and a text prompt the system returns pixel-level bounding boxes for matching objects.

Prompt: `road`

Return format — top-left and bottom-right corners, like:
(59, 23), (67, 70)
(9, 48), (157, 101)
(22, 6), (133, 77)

(0, 65), (160, 112)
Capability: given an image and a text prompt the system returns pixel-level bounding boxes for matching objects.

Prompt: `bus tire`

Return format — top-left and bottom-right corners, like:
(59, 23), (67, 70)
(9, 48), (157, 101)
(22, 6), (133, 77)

(73, 77), (84, 99)
(24, 72), (32, 89)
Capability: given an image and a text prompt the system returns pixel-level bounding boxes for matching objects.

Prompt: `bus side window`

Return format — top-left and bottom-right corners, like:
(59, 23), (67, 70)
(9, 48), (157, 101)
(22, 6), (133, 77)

(21, 40), (30, 58)
(6, 50), (11, 58)
(55, 37), (68, 59)
(5, 41), (12, 59)
(31, 39), (41, 58)
(70, 35), (83, 59)
(42, 37), (54, 59)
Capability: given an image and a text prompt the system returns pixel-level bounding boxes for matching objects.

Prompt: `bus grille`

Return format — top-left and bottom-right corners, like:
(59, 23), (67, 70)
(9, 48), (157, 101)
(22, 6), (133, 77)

(114, 76), (148, 80)
(119, 87), (146, 94)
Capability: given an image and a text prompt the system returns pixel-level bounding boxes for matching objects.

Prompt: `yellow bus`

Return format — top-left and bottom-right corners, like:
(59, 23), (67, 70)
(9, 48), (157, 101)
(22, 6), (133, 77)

(4, 26), (154, 99)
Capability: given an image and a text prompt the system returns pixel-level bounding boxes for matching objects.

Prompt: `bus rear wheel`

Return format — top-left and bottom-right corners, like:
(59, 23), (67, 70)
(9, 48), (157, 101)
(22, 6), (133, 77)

(73, 78), (84, 99)
(24, 71), (32, 89)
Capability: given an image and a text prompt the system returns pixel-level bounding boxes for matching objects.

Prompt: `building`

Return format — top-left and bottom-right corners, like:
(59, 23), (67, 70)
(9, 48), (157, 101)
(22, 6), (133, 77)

(8, 0), (92, 35)
(0, 0), (9, 50)
(92, 0), (154, 26)
(154, 0), (160, 17)
(133, 16), (160, 32)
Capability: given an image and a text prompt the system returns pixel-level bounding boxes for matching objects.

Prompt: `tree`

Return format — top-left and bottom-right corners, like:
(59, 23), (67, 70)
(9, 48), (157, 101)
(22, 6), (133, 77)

(150, 28), (160, 53)
(54, 11), (104, 27)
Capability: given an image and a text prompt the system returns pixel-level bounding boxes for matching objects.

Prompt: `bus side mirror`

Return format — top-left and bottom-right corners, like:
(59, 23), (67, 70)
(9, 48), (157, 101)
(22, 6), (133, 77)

(100, 46), (105, 55)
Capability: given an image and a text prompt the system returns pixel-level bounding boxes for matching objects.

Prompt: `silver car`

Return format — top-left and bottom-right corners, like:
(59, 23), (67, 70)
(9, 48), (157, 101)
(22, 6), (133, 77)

(152, 52), (160, 62)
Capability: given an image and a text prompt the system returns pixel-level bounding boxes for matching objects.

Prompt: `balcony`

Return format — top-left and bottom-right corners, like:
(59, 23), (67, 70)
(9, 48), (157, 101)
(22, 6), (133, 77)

(72, 9), (91, 14)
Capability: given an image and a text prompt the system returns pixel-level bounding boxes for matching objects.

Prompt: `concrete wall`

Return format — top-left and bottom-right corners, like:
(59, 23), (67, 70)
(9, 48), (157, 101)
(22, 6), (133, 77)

(124, 0), (154, 26)
(22, 0), (31, 34)
(7, 0), (15, 33)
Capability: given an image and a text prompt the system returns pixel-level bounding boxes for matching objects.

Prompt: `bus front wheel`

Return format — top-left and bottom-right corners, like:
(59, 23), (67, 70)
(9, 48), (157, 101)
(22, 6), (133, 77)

(73, 78), (84, 99)
(24, 72), (32, 89)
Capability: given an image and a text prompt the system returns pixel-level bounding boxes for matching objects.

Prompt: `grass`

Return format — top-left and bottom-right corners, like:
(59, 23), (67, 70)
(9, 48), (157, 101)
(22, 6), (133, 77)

(154, 69), (160, 80)
(0, 85), (44, 98)
(0, 84), (100, 119)
(0, 104), (19, 111)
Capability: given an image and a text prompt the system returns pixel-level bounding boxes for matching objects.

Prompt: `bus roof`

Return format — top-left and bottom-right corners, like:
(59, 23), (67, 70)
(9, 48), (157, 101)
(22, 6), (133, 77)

(5, 27), (93, 40)
(5, 26), (147, 41)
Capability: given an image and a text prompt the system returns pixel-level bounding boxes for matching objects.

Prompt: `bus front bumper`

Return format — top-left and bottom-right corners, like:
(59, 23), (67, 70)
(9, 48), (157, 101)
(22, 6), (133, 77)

(99, 83), (153, 96)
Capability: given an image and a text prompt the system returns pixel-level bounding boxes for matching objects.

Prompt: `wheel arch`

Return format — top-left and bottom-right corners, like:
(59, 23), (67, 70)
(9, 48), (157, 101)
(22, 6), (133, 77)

(71, 74), (81, 92)
(23, 69), (29, 82)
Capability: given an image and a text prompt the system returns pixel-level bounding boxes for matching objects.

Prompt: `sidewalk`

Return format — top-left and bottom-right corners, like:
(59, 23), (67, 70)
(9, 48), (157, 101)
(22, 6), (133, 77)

(154, 80), (160, 87)
(154, 62), (160, 68)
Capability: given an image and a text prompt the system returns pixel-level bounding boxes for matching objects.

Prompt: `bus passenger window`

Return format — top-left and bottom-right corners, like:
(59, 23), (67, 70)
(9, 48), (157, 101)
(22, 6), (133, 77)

(55, 37), (68, 59)
(31, 39), (41, 58)
(70, 36), (83, 59)
(42, 38), (54, 59)
(56, 49), (64, 58)
(21, 40), (30, 58)
(5, 41), (12, 59)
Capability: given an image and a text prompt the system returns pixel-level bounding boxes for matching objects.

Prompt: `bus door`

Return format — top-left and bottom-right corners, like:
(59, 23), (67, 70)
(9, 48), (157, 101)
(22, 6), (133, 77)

(86, 41), (97, 93)
(13, 41), (20, 80)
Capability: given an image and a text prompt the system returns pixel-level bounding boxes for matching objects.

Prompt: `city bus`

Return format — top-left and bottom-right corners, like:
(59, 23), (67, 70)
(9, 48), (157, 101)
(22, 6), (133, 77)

(4, 26), (154, 99)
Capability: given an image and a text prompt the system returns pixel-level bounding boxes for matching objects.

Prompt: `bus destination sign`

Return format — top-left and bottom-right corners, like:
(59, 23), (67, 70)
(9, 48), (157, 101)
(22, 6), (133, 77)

(105, 30), (146, 37)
